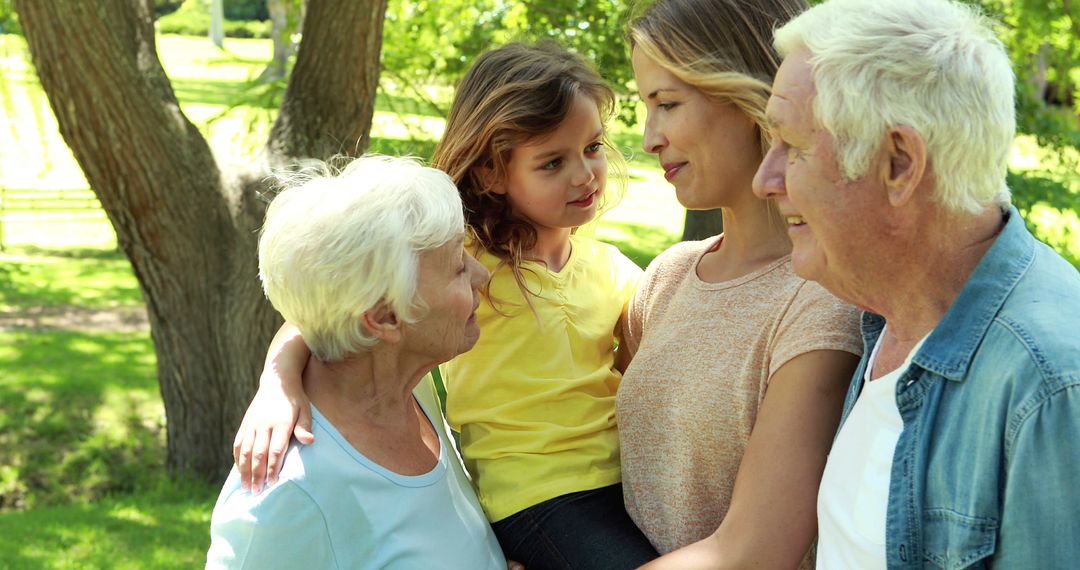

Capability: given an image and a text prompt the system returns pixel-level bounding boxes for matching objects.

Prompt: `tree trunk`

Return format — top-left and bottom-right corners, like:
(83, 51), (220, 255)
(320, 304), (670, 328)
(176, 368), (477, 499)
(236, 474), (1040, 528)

(257, 0), (295, 83)
(210, 0), (224, 48)
(681, 209), (724, 241)
(16, 0), (387, 482)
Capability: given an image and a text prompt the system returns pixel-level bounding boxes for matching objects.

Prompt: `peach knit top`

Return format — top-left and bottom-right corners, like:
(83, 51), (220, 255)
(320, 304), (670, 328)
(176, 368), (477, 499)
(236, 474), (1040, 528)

(616, 237), (862, 559)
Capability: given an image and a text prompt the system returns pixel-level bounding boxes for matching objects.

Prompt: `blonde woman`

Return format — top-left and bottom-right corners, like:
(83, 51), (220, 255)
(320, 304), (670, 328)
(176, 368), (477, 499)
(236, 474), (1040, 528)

(619, 0), (863, 568)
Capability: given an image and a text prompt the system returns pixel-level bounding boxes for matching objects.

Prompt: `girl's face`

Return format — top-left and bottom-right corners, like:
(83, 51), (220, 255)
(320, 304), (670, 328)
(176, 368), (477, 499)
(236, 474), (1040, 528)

(496, 93), (607, 234)
(632, 48), (761, 210)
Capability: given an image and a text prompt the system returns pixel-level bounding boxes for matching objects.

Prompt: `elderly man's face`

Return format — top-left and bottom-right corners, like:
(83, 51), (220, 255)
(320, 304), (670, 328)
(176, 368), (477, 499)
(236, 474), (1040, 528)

(753, 48), (887, 302)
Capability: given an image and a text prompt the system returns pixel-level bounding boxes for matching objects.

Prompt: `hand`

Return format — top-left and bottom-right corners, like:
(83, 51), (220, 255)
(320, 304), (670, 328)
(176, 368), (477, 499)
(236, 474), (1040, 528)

(507, 560), (524, 570)
(232, 376), (313, 493)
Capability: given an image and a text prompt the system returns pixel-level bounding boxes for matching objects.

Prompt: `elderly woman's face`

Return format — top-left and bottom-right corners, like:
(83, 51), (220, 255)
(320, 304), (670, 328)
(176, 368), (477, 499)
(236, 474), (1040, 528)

(405, 234), (488, 363)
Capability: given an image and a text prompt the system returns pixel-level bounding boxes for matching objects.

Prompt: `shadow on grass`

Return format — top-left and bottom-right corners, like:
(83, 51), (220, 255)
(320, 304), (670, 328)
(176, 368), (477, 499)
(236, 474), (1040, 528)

(594, 220), (680, 269)
(0, 331), (162, 511)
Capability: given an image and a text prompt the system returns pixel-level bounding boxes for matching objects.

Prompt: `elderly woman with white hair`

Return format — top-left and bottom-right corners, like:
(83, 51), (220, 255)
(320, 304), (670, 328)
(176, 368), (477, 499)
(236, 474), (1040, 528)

(205, 155), (505, 569)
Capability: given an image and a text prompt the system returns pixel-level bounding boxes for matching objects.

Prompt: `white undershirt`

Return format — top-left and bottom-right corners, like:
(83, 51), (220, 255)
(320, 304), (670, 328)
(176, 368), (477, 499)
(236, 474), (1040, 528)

(816, 328), (928, 570)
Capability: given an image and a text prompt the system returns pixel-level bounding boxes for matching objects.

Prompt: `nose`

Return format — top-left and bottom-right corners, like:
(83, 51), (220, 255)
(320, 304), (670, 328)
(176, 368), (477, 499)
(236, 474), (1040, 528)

(641, 111), (664, 154)
(466, 252), (489, 290)
(570, 156), (598, 188)
(752, 143), (786, 200)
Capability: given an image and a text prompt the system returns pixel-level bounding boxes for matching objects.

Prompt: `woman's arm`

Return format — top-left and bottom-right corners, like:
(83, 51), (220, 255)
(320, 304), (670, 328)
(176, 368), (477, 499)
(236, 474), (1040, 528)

(639, 349), (859, 569)
(232, 322), (313, 492)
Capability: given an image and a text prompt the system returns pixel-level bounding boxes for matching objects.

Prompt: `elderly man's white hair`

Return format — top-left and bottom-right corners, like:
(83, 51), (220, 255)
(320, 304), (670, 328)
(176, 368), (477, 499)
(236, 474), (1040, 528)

(258, 155), (465, 362)
(774, 0), (1015, 213)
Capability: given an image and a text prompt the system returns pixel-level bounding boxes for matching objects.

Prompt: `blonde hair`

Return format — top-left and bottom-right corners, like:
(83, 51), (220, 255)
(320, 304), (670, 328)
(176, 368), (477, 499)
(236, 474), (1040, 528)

(431, 41), (625, 306)
(259, 155), (464, 362)
(774, 0), (1014, 213)
(628, 0), (807, 159)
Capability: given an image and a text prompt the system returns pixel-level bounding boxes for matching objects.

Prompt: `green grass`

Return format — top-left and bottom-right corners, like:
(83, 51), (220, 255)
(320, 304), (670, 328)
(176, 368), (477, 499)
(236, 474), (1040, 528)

(0, 477), (217, 570)
(0, 247), (142, 311)
(0, 330), (161, 510)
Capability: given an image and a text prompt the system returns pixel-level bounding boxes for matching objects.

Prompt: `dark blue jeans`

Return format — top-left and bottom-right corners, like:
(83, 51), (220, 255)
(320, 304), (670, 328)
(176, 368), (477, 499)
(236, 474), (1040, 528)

(491, 484), (658, 570)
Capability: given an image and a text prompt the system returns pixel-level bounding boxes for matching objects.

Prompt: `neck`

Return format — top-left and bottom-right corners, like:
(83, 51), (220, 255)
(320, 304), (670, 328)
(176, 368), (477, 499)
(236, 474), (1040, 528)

(304, 347), (432, 423)
(862, 205), (1004, 342)
(698, 190), (791, 282)
(526, 226), (574, 272)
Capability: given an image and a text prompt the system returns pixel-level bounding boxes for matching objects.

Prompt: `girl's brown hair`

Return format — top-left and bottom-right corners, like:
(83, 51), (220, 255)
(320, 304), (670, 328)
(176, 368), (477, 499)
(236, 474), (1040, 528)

(431, 41), (625, 306)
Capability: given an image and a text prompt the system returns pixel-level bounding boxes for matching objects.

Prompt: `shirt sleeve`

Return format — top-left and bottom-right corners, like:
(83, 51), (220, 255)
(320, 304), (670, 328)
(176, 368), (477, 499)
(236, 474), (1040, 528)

(769, 280), (863, 379)
(998, 380), (1080, 567)
(207, 479), (340, 569)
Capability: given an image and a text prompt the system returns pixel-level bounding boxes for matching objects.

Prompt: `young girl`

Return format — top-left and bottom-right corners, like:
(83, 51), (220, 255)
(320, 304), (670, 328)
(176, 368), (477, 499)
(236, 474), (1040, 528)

(234, 41), (658, 569)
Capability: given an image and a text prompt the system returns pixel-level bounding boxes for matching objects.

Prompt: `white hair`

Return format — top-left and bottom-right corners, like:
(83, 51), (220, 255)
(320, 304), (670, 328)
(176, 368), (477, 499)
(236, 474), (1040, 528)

(258, 155), (464, 362)
(774, 0), (1015, 213)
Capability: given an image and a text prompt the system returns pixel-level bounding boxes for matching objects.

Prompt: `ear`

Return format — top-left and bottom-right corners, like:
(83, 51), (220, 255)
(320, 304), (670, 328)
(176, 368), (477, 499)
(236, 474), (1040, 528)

(360, 301), (402, 344)
(474, 164), (506, 195)
(881, 124), (927, 208)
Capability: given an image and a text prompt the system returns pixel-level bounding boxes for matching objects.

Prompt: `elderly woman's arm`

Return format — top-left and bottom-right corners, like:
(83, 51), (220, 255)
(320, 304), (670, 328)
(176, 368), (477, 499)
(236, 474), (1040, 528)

(232, 322), (313, 492)
(638, 349), (859, 570)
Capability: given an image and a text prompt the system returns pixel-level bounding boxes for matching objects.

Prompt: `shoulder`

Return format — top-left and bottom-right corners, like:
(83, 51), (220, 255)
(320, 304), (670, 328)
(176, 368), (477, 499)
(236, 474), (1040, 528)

(573, 235), (638, 267)
(638, 238), (712, 289)
(209, 464), (333, 566)
(785, 275), (860, 322)
(647, 238), (712, 272)
(986, 244), (1080, 380)
(571, 235), (643, 289)
(769, 265), (863, 368)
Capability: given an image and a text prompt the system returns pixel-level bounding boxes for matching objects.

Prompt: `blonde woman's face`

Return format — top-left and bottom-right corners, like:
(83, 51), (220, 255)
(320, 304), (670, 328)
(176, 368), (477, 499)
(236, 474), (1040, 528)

(632, 48), (760, 210)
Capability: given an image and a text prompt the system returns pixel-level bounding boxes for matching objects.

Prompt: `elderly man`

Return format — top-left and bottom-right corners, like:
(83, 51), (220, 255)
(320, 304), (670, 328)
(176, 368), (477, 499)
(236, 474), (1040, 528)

(754, 0), (1080, 568)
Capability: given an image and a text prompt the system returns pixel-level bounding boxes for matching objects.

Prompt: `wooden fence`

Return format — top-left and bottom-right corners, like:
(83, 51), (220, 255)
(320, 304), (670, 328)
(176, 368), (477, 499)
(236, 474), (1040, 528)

(0, 187), (105, 251)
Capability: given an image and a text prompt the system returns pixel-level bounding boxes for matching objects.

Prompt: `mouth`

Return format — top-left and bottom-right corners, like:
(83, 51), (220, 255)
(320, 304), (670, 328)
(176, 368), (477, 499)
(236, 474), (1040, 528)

(569, 189), (597, 207)
(785, 215), (806, 227)
(467, 297), (480, 324)
(661, 161), (686, 182)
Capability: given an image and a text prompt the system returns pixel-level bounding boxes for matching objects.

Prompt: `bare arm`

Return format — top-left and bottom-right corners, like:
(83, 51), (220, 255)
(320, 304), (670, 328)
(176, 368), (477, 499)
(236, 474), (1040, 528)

(232, 322), (313, 492)
(639, 349), (859, 569)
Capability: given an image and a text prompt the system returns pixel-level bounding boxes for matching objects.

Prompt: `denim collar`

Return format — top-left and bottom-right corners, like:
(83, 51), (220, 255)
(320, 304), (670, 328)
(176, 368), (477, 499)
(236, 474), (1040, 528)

(862, 206), (1034, 382)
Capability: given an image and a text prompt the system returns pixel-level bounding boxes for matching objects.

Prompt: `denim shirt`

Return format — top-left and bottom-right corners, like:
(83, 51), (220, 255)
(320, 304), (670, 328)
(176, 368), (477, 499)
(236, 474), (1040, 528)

(839, 207), (1080, 569)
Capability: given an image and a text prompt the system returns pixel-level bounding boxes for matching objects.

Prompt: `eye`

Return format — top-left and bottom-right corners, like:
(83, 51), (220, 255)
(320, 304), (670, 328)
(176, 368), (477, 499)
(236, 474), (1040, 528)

(657, 101), (678, 111)
(585, 141), (603, 154)
(785, 143), (805, 163)
(540, 158), (561, 171)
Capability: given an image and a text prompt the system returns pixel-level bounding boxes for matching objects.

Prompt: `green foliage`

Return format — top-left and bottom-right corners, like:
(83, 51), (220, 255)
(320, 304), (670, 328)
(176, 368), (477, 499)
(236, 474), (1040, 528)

(153, 0), (185, 18)
(379, 0), (636, 122)
(224, 0), (269, 21)
(0, 0), (19, 35)
(979, 0), (1080, 160)
(157, 0), (271, 38)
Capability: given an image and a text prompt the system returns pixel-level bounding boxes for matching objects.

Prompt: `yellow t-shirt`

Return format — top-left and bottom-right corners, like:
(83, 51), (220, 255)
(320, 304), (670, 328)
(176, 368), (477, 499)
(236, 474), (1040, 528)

(442, 234), (643, 522)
